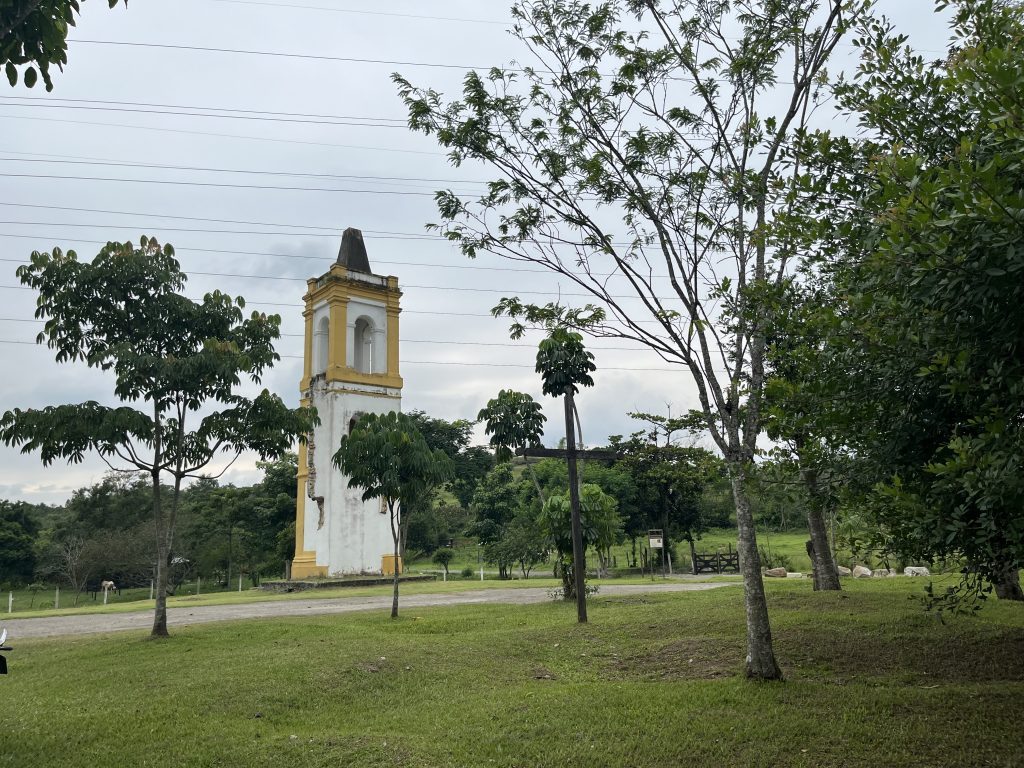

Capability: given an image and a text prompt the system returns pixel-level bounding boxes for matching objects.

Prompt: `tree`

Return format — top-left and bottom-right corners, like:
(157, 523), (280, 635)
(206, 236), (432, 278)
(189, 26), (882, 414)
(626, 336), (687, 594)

(432, 547), (454, 577)
(540, 484), (621, 596)
(0, 500), (39, 585)
(333, 411), (453, 618)
(531, 322), (597, 622)
(762, 285), (843, 590)
(610, 413), (724, 573)
(397, 0), (868, 679)
(478, 389), (547, 499)
(0, 237), (316, 636)
(2, 0), (124, 91)
(405, 410), (493, 554)
(786, 0), (1024, 603)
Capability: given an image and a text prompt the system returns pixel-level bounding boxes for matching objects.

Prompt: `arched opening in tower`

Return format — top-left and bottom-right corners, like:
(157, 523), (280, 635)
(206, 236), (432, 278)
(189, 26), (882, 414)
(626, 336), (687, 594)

(353, 316), (374, 373)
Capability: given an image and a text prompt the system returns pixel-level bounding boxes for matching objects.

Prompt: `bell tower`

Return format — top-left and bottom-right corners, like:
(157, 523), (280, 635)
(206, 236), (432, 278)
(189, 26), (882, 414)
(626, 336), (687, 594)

(291, 228), (403, 578)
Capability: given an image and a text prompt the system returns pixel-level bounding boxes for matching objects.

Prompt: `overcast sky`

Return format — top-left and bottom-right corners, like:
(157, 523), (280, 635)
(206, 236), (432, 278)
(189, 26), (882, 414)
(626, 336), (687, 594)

(0, 1), (953, 505)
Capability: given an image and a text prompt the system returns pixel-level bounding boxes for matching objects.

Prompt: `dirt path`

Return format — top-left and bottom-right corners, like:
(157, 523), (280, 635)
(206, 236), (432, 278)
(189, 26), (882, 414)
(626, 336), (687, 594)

(1, 582), (734, 640)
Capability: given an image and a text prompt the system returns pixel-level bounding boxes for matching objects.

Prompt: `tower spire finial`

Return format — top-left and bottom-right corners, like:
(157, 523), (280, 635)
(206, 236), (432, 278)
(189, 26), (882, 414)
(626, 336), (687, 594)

(337, 227), (371, 273)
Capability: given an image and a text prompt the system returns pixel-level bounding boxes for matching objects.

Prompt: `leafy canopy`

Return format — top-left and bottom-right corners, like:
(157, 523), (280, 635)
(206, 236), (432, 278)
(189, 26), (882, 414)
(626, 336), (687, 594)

(333, 411), (453, 513)
(2, 1), (125, 91)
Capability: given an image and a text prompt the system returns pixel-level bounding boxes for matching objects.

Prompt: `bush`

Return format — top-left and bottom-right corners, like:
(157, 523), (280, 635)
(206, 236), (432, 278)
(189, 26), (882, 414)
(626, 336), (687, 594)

(758, 546), (792, 571)
(460, 566), (474, 578)
(432, 549), (454, 574)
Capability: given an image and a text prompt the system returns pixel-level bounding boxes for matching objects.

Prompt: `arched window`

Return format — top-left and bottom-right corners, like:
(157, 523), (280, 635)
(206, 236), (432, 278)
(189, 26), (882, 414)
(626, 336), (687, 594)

(352, 317), (373, 373)
(314, 316), (330, 374)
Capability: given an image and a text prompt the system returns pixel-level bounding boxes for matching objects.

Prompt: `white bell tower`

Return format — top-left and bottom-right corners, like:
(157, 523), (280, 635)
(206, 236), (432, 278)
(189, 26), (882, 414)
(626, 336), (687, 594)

(292, 228), (403, 578)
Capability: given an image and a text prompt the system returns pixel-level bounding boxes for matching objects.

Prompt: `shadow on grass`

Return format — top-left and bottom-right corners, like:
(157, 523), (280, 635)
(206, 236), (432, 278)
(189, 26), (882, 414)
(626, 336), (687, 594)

(603, 583), (1024, 684)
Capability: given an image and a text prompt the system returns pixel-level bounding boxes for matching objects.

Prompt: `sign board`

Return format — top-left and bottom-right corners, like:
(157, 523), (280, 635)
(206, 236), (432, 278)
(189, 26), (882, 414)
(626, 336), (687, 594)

(648, 531), (664, 549)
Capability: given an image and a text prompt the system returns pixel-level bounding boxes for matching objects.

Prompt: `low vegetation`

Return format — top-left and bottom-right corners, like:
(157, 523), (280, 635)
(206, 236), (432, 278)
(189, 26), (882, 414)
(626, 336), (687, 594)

(2, 580), (1021, 767)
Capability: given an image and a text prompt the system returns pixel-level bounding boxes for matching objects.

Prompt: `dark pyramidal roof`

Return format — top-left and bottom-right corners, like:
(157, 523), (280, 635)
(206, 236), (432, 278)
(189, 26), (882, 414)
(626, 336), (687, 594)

(336, 227), (371, 273)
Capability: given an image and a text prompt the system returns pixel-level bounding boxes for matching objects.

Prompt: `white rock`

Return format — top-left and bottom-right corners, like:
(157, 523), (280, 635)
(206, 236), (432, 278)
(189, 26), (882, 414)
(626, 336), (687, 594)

(904, 566), (931, 577)
(785, 572), (804, 579)
(836, 566), (852, 577)
(872, 568), (890, 577)
(764, 567), (787, 577)
(852, 565), (872, 578)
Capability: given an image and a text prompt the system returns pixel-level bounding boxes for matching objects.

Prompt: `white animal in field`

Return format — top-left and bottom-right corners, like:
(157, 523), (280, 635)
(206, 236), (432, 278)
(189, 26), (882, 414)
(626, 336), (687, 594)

(100, 580), (116, 592)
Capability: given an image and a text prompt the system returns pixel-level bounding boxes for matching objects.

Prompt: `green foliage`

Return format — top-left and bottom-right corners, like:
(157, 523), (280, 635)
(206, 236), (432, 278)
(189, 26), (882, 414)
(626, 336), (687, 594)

(477, 390), (545, 462)
(431, 548), (454, 574)
(2, 1), (124, 92)
(0, 500), (40, 585)
(534, 327), (596, 398)
(540, 484), (621, 595)
(786, 1), (1024, 589)
(0, 237), (315, 631)
(608, 415), (724, 551)
(467, 464), (522, 545)
(334, 411), (453, 517)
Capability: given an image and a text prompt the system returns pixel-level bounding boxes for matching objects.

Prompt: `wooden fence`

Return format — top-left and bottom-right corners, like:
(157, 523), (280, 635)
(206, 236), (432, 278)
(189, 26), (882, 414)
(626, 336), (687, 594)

(691, 550), (740, 574)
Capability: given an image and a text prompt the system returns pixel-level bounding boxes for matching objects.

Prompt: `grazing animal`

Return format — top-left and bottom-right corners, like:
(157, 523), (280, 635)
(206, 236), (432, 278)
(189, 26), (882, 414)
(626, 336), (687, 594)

(100, 580), (116, 592)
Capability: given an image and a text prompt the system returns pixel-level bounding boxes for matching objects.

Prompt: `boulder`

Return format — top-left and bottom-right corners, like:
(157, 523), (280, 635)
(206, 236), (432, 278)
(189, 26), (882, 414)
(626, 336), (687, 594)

(904, 566), (931, 577)
(872, 568), (890, 577)
(764, 567), (787, 578)
(836, 566), (852, 577)
(852, 565), (872, 578)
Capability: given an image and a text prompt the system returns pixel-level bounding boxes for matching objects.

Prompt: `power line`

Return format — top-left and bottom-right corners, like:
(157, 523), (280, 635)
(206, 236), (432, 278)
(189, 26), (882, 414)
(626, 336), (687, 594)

(0, 316), (671, 354)
(0, 174), (441, 196)
(0, 154), (485, 187)
(0, 338), (686, 373)
(0, 100), (412, 129)
(0, 232), (552, 274)
(0, 114), (445, 155)
(205, 0), (508, 26)
(72, 38), (508, 72)
(0, 96), (409, 125)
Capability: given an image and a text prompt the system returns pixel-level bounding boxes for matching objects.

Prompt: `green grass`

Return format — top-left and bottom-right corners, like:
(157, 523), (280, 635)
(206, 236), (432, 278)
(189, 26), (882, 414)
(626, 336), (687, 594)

(2, 579), (1022, 767)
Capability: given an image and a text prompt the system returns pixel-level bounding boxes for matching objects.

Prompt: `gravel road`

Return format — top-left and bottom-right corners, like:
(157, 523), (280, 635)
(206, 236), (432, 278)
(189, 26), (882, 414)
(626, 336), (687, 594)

(1, 582), (734, 640)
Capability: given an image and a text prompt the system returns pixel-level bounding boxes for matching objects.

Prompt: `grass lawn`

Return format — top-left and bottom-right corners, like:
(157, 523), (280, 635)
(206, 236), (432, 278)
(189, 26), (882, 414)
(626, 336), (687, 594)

(2, 579), (1021, 767)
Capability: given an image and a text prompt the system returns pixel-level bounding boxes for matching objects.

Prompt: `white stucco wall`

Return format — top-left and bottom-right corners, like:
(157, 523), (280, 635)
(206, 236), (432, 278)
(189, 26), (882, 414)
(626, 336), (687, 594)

(303, 378), (401, 575)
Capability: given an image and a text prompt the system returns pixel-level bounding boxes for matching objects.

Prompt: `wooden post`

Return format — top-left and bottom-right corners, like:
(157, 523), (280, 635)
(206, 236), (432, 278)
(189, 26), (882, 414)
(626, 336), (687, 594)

(7, 592), (11, 613)
(239, 573), (243, 592)
(149, 580), (154, 601)
(563, 388), (587, 623)
(103, 586), (109, 605)
(197, 576), (201, 596)
(55, 585), (60, 610)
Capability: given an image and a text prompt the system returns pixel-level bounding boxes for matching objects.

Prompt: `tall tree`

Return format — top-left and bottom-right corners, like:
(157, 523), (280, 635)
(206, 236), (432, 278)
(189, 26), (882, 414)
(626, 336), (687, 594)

(0, 500), (39, 585)
(333, 411), (453, 618)
(534, 324), (596, 622)
(2, 0), (124, 90)
(610, 413), (724, 573)
(0, 237), (316, 636)
(762, 283), (842, 590)
(397, 0), (868, 679)
(478, 388), (547, 500)
(786, 0), (1024, 603)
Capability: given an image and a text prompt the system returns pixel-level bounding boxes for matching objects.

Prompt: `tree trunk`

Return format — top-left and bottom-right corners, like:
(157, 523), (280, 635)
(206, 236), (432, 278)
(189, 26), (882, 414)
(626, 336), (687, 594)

(689, 538), (698, 576)
(151, 471), (170, 638)
(387, 501), (401, 618)
(729, 462), (783, 680)
(993, 563), (1023, 601)
(564, 389), (587, 623)
(798, 460), (841, 591)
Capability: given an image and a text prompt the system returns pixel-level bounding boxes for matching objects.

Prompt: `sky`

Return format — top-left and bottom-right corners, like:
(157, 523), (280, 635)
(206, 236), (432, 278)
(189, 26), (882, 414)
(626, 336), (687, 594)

(0, 0), (954, 505)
